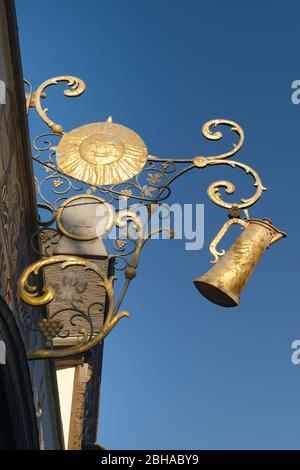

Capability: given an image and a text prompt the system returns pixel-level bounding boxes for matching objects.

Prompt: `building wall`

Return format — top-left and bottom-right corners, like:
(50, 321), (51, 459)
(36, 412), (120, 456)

(0, 0), (63, 449)
(56, 366), (76, 445)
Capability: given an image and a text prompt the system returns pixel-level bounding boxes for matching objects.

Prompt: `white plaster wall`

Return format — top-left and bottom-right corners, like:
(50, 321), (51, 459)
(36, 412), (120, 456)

(56, 367), (75, 448)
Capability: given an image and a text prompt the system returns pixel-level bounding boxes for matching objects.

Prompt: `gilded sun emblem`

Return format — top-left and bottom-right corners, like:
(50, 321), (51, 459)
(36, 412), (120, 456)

(56, 117), (148, 186)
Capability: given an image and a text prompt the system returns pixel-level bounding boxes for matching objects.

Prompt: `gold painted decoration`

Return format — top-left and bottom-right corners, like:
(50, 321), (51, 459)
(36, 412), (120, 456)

(56, 195), (114, 240)
(23, 73), (287, 358)
(17, 213), (174, 359)
(209, 217), (248, 264)
(17, 254), (130, 359)
(32, 76), (86, 134)
(194, 218), (286, 307)
(56, 117), (148, 186)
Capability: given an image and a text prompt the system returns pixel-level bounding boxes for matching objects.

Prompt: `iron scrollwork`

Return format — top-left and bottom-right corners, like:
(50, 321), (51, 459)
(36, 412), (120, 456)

(18, 209), (173, 359)
(20, 75), (268, 359)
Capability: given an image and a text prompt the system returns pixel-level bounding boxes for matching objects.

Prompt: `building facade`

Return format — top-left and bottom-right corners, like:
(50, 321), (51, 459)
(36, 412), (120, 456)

(0, 1), (104, 450)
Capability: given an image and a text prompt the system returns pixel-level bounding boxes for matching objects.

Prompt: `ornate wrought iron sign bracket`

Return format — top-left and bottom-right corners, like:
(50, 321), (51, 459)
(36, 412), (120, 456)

(19, 76), (285, 360)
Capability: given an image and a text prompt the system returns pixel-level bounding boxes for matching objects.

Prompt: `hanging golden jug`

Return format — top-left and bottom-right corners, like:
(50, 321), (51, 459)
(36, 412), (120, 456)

(194, 218), (286, 307)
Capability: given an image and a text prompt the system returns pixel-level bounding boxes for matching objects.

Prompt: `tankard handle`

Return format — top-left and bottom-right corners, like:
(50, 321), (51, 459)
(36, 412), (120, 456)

(209, 218), (248, 264)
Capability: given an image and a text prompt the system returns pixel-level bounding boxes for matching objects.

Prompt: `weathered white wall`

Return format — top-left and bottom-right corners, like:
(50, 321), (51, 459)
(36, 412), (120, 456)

(56, 367), (75, 448)
(0, 2), (63, 449)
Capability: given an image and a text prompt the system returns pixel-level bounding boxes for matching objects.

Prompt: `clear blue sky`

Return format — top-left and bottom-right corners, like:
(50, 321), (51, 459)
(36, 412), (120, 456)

(16, 0), (300, 449)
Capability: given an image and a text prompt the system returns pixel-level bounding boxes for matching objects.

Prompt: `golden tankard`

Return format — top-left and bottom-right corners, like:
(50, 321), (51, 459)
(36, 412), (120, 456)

(194, 218), (286, 307)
